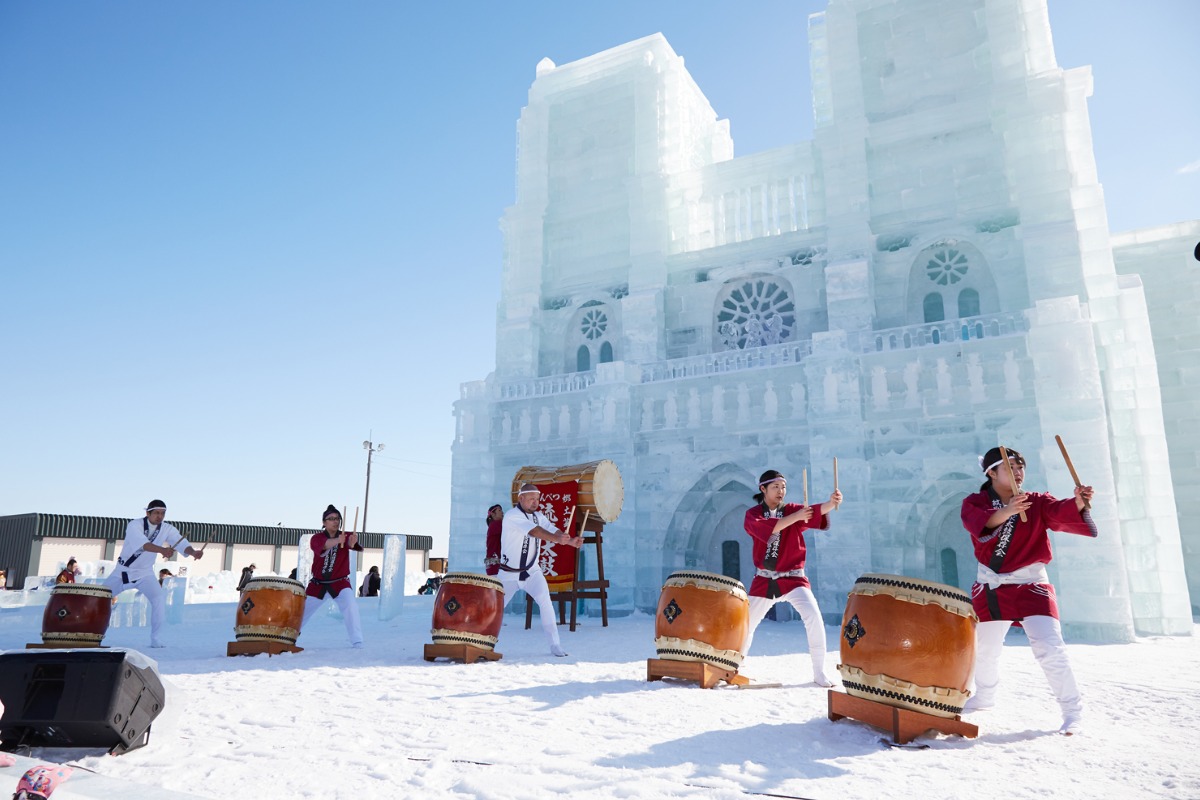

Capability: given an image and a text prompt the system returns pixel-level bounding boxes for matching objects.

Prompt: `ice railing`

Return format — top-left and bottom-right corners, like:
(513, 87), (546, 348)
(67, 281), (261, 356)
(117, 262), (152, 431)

(496, 371), (596, 399)
(856, 311), (1029, 354)
(640, 341), (812, 384)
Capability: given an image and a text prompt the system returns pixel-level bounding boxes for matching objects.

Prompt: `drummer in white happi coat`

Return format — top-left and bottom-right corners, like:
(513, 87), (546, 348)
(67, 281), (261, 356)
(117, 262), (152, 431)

(495, 483), (583, 657)
(103, 499), (205, 648)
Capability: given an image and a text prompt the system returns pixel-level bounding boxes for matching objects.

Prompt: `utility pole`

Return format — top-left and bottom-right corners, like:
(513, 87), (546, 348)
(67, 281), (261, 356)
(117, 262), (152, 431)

(362, 438), (385, 539)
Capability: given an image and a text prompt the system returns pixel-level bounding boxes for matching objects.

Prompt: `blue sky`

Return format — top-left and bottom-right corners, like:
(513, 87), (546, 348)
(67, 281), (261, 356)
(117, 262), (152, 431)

(2, 1), (1197, 557)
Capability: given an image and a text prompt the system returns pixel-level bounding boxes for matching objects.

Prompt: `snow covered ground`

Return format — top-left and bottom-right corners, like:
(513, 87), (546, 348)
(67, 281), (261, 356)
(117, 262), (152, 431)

(1, 597), (1197, 799)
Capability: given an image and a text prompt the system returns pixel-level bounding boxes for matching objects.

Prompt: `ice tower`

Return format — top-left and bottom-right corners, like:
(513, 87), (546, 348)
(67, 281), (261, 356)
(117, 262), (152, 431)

(450, 0), (1195, 641)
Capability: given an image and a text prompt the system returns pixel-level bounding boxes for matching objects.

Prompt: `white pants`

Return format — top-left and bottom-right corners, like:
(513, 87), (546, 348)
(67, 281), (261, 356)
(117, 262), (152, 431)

(972, 616), (1082, 719)
(743, 586), (829, 679)
(103, 570), (166, 646)
(302, 588), (364, 647)
(495, 569), (561, 650)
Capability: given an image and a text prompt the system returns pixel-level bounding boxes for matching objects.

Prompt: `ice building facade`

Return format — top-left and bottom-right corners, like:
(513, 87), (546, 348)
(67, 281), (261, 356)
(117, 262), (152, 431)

(450, 0), (1196, 641)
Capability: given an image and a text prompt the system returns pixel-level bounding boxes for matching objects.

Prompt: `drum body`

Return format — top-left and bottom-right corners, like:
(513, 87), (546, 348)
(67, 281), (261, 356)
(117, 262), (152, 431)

(42, 584), (113, 646)
(511, 460), (624, 523)
(653, 570), (749, 671)
(430, 573), (505, 651)
(838, 573), (977, 718)
(236, 577), (306, 646)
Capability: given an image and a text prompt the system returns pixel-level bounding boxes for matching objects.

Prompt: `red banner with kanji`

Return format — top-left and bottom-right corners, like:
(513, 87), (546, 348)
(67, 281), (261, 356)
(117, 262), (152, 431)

(534, 480), (579, 592)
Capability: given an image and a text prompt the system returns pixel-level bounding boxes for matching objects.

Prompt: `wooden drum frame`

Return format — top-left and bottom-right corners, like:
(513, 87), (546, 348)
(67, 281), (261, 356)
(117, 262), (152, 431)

(838, 573), (977, 718)
(235, 577), (307, 647)
(42, 584), (113, 647)
(511, 460), (624, 523)
(653, 570), (749, 671)
(430, 573), (505, 652)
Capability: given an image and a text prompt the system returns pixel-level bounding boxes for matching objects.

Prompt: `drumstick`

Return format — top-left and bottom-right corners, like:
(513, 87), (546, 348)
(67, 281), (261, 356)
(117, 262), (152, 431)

(352, 506), (359, 534)
(342, 506), (347, 532)
(802, 468), (808, 506)
(563, 506), (577, 542)
(999, 445), (1027, 522)
(1055, 435), (1090, 511)
(832, 457), (839, 511)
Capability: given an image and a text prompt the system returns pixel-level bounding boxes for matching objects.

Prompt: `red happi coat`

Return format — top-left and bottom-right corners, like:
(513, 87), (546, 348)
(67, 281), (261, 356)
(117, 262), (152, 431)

(743, 502), (829, 598)
(484, 517), (502, 576)
(960, 489), (1097, 622)
(306, 531), (363, 599)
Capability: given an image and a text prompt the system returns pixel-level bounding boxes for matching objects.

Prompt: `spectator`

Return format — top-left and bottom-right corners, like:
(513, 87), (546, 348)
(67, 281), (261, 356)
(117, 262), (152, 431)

(56, 558), (80, 584)
(359, 565), (381, 597)
(237, 563), (256, 591)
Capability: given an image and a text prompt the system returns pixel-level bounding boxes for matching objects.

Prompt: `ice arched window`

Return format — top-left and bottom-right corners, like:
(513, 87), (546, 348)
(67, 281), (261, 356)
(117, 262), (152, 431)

(714, 275), (796, 351)
(923, 293), (945, 323)
(565, 300), (617, 373)
(958, 288), (980, 318)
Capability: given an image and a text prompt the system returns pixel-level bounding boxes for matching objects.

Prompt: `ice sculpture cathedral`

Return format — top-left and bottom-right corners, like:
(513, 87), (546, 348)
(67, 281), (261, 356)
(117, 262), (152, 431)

(450, 0), (1198, 641)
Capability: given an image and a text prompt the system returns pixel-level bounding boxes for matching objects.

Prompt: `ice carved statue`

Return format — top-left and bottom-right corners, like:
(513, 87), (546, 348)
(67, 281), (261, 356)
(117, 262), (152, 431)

(711, 384), (725, 426)
(559, 404), (571, 438)
(664, 391), (679, 428)
(764, 381), (778, 422)
(904, 362), (921, 409)
(538, 407), (551, 441)
(579, 399), (591, 436)
(1004, 351), (1022, 400)
(641, 397), (654, 432)
(501, 412), (512, 444)
(603, 395), (616, 431)
(737, 383), (750, 425)
(936, 359), (952, 405)
(790, 382), (806, 419)
(718, 321), (740, 351)
(871, 367), (888, 411)
(967, 354), (985, 403)
(687, 389), (701, 428)
(519, 408), (532, 443)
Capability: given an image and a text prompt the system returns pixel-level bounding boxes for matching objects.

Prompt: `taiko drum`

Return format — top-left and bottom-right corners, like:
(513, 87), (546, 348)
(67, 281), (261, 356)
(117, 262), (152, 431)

(511, 460), (624, 523)
(653, 570), (750, 672)
(42, 584), (113, 646)
(838, 573), (977, 718)
(430, 573), (505, 651)
(235, 576), (306, 646)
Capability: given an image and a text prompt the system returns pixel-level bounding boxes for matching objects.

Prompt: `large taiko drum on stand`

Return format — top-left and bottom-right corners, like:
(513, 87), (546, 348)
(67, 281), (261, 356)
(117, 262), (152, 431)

(511, 460), (624, 523)
(838, 574), (977, 718)
(653, 570), (750, 672)
(42, 584), (113, 646)
(235, 577), (306, 647)
(430, 573), (505, 651)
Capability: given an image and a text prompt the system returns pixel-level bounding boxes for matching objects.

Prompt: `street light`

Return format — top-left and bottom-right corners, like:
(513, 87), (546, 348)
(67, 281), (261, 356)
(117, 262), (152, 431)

(362, 439), (385, 539)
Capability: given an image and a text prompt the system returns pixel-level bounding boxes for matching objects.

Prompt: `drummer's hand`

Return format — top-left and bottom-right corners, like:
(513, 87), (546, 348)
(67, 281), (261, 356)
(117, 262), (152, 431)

(794, 506), (814, 523)
(828, 489), (843, 509)
(1075, 485), (1094, 511)
(1005, 492), (1032, 518)
(346, 532), (358, 548)
(188, 547), (204, 560)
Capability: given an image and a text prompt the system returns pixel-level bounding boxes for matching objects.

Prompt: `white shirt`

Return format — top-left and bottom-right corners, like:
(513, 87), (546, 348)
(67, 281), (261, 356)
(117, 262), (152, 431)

(117, 517), (191, 579)
(499, 506), (557, 571)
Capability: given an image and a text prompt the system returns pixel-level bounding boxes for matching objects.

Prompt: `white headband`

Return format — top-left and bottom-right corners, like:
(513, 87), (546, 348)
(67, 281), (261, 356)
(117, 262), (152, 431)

(518, 488), (541, 496)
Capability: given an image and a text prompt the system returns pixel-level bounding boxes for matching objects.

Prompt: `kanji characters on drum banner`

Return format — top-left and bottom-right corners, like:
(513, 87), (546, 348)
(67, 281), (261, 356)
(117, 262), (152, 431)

(960, 445), (1096, 735)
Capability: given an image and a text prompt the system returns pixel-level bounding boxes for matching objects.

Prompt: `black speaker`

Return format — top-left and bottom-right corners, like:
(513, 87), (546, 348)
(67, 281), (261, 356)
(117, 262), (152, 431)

(0, 650), (165, 755)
